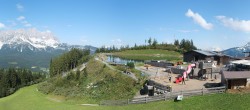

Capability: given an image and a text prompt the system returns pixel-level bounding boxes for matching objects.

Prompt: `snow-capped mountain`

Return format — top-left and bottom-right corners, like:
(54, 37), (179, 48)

(0, 28), (59, 50)
(0, 28), (96, 52)
(222, 42), (250, 58)
(0, 29), (96, 72)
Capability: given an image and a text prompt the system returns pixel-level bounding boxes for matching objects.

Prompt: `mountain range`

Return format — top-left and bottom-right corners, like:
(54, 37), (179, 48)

(0, 29), (96, 72)
(222, 42), (250, 58)
(1, 28), (249, 72)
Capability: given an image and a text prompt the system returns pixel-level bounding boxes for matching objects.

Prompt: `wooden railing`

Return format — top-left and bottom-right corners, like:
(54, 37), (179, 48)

(100, 86), (226, 106)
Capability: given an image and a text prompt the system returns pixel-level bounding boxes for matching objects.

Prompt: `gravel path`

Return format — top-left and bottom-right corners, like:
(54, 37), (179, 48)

(136, 66), (221, 92)
(95, 57), (138, 81)
(62, 63), (87, 77)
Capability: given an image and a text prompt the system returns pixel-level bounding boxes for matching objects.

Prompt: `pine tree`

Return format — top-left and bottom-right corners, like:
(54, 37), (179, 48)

(148, 37), (152, 46)
(152, 38), (158, 48)
(174, 39), (179, 47)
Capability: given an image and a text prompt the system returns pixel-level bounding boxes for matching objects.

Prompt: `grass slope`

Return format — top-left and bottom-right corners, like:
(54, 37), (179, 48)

(38, 58), (140, 103)
(1, 84), (250, 110)
(0, 85), (85, 110)
(112, 49), (182, 61)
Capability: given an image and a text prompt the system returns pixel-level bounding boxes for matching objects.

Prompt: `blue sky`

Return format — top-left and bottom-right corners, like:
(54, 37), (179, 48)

(0, 0), (250, 50)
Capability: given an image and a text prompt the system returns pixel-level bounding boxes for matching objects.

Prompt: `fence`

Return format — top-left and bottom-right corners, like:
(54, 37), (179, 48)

(145, 60), (174, 68)
(148, 80), (171, 92)
(170, 67), (221, 75)
(170, 67), (186, 74)
(100, 86), (226, 106)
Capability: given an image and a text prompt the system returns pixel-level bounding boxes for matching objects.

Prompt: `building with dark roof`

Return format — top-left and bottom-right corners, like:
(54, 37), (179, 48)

(221, 71), (250, 89)
(183, 50), (231, 65)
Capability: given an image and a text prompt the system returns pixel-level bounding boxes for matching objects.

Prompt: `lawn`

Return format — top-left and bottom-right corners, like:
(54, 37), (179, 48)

(112, 49), (182, 61)
(1, 84), (250, 110)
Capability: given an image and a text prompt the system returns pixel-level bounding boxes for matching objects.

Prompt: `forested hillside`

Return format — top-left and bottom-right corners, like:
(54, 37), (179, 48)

(49, 48), (91, 77)
(0, 68), (45, 98)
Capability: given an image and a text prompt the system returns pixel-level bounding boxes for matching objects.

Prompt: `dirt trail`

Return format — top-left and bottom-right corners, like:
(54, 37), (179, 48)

(62, 63), (87, 77)
(95, 55), (138, 81)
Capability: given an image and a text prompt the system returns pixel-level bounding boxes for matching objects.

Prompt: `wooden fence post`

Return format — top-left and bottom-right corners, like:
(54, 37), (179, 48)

(98, 86), (228, 106)
(202, 88), (204, 95)
(170, 92), (172, 98)
(164, 94), (167, 101)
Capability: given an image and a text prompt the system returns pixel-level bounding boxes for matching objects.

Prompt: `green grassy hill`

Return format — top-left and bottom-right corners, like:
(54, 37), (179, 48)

(1, 84), (250, 110)
(111, 49), (182, 61)
(38, 58), (140, 103)
(0, 84), (94, 110)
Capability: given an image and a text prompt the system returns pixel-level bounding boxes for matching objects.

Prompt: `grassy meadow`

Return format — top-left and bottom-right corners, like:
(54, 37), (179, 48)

(1, 84), (250, 110)
(111, 49), (182, 61)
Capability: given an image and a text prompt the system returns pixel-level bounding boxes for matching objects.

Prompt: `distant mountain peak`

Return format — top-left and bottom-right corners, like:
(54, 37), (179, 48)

(0, 28), (59, 49)
(243, 42), (250, 48)
(0, 28), (97, 72)
(223, 42), (250, 58)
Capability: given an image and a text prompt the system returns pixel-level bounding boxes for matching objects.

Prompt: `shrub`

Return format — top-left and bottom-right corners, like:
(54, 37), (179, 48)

(127, 62), (135, 69)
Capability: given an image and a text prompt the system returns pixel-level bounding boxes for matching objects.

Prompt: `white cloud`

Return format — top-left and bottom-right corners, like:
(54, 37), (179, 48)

(16, 3), (24, 11)
(0, 22), (5, 29)
(17, 16), (25, 21)
(111, 39), (123, 47)
(216, 16), (250, 32)
(185, 9), (213, 30)
(211, 47), (222, 51)
(81, 39), (88, 42)
(7, 20), (17, 27)
(21, 21), (28, 24)
(111, 39), (122, 43)
(16, 16), (32, 27)
(46, 30), (51, 33)
(204, 47), (222, 51)
(24, 23), (32, 27)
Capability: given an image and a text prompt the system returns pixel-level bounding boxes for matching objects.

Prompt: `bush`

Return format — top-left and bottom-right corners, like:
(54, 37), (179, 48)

(37, 81), (55, 94)
(127, 62), (135, 69)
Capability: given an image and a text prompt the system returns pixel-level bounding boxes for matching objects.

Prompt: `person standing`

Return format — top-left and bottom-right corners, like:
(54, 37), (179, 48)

(169, 75), (172, 82)
(182, 76), (186, 85)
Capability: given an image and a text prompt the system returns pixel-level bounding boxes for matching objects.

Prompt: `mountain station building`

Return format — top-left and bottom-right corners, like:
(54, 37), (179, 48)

(183, 50), (231, 66)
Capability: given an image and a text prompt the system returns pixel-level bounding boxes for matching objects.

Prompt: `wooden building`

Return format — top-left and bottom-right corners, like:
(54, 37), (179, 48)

(221, 71), (250, 89)
(183, 50), (231, 65)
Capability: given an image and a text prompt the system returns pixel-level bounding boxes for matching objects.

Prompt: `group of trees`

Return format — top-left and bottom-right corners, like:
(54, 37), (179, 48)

(174, 39), (197, 52)
(0, 68), (45, 98)
(96, 37), (197, 53)
(96, 45), (120, 53)
(49, 48), (90, 77)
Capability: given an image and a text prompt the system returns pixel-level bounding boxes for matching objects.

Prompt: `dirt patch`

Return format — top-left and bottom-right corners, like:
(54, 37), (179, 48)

(227, 88), (250, 94)
(137, 65), (221, 92)
(46, 95), (65, 102)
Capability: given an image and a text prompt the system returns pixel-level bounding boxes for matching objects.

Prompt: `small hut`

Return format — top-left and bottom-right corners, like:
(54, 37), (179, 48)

(221, 71), (250, 89)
